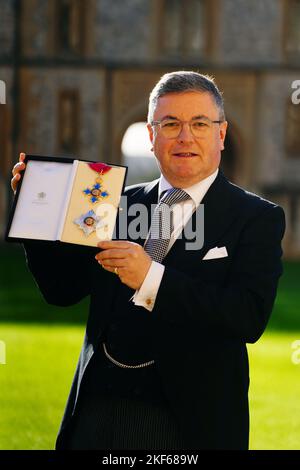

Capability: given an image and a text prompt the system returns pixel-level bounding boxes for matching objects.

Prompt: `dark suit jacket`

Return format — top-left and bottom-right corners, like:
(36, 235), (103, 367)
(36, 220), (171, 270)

(24, 171), (285, 450)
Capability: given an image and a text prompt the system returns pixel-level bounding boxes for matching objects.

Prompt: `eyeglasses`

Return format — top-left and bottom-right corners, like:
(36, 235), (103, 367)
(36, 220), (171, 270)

(151, 117), (223, 139)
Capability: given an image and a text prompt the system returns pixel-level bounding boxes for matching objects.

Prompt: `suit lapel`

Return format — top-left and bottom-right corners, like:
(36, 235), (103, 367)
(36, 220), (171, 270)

(119, 173), (242, 261)
(164, 171), (242, 263)
(122, 179), (159, 246)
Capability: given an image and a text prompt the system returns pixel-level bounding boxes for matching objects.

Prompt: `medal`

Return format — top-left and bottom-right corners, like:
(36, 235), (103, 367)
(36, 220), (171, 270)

(73, 209), (104, 236)
(83, 162), (111, 203)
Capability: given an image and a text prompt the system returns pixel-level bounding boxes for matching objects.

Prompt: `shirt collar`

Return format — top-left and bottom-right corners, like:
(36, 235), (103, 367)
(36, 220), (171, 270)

(158, 169), (219, 206)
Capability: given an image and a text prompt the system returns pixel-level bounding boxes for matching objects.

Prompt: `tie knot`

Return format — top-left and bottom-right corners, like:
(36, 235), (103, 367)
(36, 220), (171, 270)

(160, 188), (191, 206)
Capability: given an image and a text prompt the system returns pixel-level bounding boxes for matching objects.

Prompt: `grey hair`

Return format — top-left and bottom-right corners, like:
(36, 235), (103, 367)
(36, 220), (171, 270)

(147, 70), (225, 123)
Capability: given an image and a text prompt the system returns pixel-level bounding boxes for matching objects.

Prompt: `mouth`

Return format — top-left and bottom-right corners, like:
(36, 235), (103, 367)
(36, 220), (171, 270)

(173, 152), (198, 158)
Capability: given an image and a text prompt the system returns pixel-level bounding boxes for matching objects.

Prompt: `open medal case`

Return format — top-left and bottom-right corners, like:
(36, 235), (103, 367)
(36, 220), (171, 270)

(5, 155), (128, 247)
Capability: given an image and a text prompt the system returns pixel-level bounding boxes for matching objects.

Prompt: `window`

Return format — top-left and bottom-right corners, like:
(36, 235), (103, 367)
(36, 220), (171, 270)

(162, 0), (181, 54)
(185, 1), (206, 55)
(284, 0), (300, 60)
(56, 0), (86, 55)
(285, 100), (300, 157)
(161, 0), (206, 57)
(58, 90), (79, 154)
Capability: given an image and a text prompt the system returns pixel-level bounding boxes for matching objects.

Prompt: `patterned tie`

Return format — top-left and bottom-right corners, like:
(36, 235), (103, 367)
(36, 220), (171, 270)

(144, 188), (191, 263)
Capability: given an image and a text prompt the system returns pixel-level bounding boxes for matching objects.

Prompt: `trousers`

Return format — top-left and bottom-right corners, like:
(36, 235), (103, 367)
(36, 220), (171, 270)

(63, 346), (186, 450)
(64, 393), (187, 450)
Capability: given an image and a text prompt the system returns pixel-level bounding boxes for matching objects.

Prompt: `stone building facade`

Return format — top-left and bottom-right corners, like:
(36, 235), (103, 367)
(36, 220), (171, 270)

(0, 0), (300, 258)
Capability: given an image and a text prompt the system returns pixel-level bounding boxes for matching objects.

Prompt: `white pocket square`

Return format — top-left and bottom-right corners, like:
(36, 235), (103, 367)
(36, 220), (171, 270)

(202, 246), (228, 260)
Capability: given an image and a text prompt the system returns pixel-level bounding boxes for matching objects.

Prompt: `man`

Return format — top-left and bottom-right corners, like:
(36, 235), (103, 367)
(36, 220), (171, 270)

(11, 71), (285, 450)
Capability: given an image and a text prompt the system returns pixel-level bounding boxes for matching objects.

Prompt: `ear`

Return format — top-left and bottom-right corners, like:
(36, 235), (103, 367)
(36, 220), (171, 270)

(219, 121), (228, 151)
(147, 123), (154, 146)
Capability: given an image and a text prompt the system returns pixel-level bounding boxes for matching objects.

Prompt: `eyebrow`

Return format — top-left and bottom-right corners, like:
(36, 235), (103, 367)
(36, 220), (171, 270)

(158, 114), (210, 121)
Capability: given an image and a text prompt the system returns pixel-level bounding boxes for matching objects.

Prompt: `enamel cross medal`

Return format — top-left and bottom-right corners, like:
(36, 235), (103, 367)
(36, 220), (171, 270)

(73, 162), (112, 237)
(82, 162), (111, 204)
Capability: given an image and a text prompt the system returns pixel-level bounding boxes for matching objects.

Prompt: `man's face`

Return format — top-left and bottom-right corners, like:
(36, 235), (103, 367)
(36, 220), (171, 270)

(147, 91), (228, 188)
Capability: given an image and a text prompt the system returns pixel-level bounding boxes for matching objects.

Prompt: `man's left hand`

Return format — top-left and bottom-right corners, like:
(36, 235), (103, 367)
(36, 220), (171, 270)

(95, 240), (152, 290)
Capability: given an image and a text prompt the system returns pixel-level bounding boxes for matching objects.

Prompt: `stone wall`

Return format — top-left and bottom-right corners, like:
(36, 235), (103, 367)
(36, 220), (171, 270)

(218, 0), (283, 65)
(256, 73), (300, 186)
(93, 0), (152, 61)
(19, 68), (106, 162)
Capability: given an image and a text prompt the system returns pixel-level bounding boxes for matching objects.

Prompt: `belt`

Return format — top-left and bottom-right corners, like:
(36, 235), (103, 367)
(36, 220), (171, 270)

(102, 343), (155, 369)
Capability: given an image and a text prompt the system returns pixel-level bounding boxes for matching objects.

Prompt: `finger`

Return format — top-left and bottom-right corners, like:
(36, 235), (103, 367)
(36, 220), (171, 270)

(19, 152), (26, 162)
(96, 248), (129, 261)
(97, 240), (131, 250)
(12, 161), (25, 177)
(11, 173), (21, 192)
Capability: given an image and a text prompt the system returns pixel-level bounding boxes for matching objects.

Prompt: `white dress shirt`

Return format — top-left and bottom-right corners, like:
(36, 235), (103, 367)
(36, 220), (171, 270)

(132, 169), (219, 311)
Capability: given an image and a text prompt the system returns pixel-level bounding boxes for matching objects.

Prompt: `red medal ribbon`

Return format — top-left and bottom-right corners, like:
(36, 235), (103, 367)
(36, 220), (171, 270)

(88, 163), (112, 174)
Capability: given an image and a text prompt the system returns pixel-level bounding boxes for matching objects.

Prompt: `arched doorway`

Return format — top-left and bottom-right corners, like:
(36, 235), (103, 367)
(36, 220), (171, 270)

(121, 121), (160, 185)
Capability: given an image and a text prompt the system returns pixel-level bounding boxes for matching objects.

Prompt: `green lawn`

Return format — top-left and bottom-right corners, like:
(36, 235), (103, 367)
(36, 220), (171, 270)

(248, 333), (300, 450)
(0, 324), (84, 450)
(0, 244), (300, 450)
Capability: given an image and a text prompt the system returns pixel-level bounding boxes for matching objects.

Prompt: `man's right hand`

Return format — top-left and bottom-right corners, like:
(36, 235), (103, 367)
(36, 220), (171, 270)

(11, 153), (26, 194)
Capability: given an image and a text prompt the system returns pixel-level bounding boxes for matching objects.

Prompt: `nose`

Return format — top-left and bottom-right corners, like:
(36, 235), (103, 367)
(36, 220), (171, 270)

(177, 122), (194, 141)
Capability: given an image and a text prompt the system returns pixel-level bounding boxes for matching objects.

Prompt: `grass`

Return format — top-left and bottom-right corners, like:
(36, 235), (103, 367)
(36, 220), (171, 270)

(0, 323), (84, 450)
(248, 333), (300, 450)
(0, 244), (89, 324)
(0, 244), (300, 449)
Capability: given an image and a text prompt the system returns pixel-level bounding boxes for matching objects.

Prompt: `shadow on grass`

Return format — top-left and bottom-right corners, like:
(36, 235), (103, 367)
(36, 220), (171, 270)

(0, 243), (88, 324)
(0, 243), (299, 330)
(266, 260), (300, 333)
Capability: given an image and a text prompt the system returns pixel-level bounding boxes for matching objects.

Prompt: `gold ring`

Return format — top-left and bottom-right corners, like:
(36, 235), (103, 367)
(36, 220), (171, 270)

(114, 267), (119, 275)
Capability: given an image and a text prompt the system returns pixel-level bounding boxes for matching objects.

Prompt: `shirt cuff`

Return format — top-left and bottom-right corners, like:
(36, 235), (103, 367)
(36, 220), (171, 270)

(132, 261), (165, 312)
